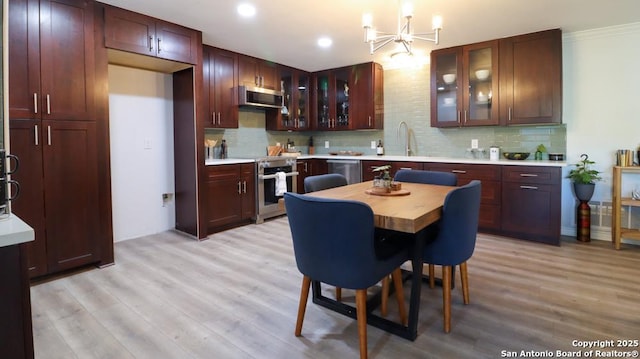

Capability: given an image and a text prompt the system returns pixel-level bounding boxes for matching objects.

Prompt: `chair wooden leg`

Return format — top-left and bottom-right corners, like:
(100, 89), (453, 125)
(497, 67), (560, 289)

(460, 262), (470, 305)
(442, 266), (452, 333)
(295, 276), (311, 336)
(428, 264), (435, 288)
(336, 287), (342, 301)
(391, 268), (407, 325)
(355, 289), (368, 359)
(380, 276), (390, 317)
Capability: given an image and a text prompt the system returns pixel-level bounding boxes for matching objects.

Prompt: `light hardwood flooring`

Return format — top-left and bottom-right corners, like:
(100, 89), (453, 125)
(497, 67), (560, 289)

(30, 217), (640, 358)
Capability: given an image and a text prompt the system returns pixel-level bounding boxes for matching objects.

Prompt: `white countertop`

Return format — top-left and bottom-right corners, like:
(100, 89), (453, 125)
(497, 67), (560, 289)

(205, 155), (567, 167)
(0, 214), (35, 248)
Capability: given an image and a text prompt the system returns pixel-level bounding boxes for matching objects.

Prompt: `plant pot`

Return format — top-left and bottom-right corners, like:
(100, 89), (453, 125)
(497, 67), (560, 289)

(573, 182), (595, 202)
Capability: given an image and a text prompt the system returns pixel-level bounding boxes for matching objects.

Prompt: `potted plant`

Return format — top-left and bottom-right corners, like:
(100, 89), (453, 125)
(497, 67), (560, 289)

(567, 153), (601, 201)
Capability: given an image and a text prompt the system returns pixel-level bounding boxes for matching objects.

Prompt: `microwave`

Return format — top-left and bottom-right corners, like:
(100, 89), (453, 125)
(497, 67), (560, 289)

(237, 86), (283, 109)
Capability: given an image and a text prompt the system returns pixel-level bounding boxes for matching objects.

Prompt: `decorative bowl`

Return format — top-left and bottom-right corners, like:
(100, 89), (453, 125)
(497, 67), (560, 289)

(443, 73), (456, 84)
(503, 152), (530, 160)
(475, 69), (490, 80)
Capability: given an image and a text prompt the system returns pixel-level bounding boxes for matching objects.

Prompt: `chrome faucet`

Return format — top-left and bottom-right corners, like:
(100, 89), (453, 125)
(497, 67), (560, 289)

(397, 121), (411, 156)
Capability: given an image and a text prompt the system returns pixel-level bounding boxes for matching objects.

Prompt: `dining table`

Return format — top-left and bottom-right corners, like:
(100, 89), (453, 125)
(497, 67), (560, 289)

(304, 180), (455, 341)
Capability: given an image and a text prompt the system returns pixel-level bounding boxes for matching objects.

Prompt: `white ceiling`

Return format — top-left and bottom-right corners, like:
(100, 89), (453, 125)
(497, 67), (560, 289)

(99, 0), (640, 72)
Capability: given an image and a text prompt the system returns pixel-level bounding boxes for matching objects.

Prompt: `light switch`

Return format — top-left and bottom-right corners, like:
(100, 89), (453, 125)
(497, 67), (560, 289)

(371, 141), (377, 149)
(471, 139), (478, 149)
(325, 141), (330, 148)
(144, 138), (152, 149)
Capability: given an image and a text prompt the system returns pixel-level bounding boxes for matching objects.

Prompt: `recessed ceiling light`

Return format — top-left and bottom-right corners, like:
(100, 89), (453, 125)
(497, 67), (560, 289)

(237, 3), (256, 17)
(317, 37), (333, 48)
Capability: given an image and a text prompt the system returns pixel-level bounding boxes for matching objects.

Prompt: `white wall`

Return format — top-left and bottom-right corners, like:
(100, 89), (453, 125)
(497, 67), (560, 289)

(562, 23), (640, 239)
(108, 65), (175, 242)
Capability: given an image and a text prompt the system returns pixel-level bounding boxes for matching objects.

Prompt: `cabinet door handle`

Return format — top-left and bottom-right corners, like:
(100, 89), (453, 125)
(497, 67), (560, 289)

(243, 181), (247, 193)
(157, 38), (161, 53)
(368, 116), (372, 127)
(520, 185), (539, 190)
(149, 36), (153, 51)
(237, 181), (242, 194)
(46, 94), (51, 114)
(304, 162), (308, 172)
(33, 93), (38, 114)
(457, 111), (461, 124)
(217, 112), (221, 125)
(34, 125), (39, 146)
(211, 112), (215, 125)
(464, 110), (468, 123)
(47, 125), (52, 146)
(255, 75), (259, 86)
(399, 167), (413, 170)
(520, 173), (539, 177)
(451, 170), (467, 174)
(508, 107), (512, 122)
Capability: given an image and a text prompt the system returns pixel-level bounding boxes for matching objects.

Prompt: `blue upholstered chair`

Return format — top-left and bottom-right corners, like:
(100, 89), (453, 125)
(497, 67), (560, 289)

(303, 173), (348, 193)
(423, 180), (481, 333)
(393, 169), (458, 186)
(284, 192), (409, 359)
(380, 169), (458, 316)
(302, 173), (349, 301)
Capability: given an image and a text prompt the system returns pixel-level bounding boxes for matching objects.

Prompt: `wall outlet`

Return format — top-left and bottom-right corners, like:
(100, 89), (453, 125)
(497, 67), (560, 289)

(371, 141), (377, 149)
(143, 138), (152, 150)
(471, 139), (479, 149)
(325, 141), (330, 148)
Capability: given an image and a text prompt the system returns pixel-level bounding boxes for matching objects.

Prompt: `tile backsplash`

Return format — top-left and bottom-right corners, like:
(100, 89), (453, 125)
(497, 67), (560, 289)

(205, 65), (566, 159)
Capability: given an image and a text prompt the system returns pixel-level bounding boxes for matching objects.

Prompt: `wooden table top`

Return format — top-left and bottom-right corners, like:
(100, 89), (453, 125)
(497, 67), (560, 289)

(304, 181), (455, 234)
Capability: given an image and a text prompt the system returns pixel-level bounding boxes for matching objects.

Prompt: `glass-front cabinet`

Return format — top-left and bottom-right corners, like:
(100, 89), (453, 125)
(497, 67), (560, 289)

(268, 66), (310, 131)
(315, 68), (351, 130)
(431, 40), (499, 127)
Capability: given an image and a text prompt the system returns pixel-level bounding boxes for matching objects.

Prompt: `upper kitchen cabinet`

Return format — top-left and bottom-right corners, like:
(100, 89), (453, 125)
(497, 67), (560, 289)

(431, 40), (499, 128)
(499, 29), (562, 125)
(104, 5), (200, 65)
(350, 62), (384, 130)
(268, 65), (311, 131)
(203, 45), (238, 128)
(314, 67), (351, 130)
(238, 54), (278, 90)
(9, 0), (95, 121)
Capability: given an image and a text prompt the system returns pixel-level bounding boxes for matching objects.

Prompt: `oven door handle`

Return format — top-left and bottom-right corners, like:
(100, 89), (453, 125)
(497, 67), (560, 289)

(259, 171), (299, 180)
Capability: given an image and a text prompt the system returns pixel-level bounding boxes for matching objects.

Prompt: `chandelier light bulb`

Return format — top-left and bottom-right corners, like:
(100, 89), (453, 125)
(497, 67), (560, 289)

(432, 15), (443, 30)
(362, 13), (373, 28)
(402, 2), (414, 18)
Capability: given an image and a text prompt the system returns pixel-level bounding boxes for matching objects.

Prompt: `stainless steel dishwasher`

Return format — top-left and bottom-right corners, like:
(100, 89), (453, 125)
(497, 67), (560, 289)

(327, 159), (362, 184)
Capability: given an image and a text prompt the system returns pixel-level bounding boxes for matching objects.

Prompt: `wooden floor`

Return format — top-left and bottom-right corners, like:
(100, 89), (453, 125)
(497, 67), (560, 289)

(30, 217), (640, 358)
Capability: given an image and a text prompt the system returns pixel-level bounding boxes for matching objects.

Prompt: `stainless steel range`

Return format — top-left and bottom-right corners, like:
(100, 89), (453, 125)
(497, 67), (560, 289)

(255, 157), (298, 223)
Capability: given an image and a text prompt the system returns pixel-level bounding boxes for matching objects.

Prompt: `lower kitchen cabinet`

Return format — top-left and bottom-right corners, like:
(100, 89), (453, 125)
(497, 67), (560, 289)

(425, 163), (502, 232)
(206, 164), (255, 233)
(501, 166), (561, 244)
(361, 160), (423, 181)
(10, 119), (102, 277)
(297, 159), (329, 193)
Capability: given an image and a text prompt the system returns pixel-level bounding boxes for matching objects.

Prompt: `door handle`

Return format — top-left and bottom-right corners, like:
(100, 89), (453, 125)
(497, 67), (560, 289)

(451, 170), (467, 174)
(243, 181), (247, 193)
(34, 125), (39, 146)
(46, 94), (51, 114)
(237, 181), (242, 194)
(33, 93), (38, 114)
(520, 185), (539, 190)
(149, 36), (153, 51)
(157, 38), (161, 53)
(47, 125), (52, 146)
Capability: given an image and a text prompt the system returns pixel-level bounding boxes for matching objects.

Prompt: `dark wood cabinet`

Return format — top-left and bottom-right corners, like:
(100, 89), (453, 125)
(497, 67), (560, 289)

(501, 166), (561, 244)
(8, 0), (104, 278)
(9, 0), (95, 121)
(351, 62), (384, 130)
(0, 244), (34, 359)
(424, 163), (502, 232)
(431, 40), (499, 128)
(238, 54), (278, 89)
(206, 164), (255, 233)
(269, 66), (311, 131)
(314, 62), (383, 131)
(499, 29), (562, 125)
(297, 159), (329, 192)
(203, 46), (238, 128)
(361, 160), (423, 181)
(104, 5), (199, 64)
(10, 120), (101, 275)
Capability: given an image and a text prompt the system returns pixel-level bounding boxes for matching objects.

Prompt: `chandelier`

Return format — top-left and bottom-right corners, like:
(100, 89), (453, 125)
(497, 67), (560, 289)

(362, 2), (442, 56)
